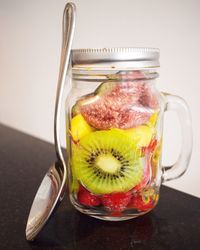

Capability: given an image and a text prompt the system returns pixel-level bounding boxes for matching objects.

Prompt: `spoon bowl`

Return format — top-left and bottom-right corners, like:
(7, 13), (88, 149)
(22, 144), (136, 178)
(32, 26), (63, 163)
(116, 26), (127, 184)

(26, 161), (65, 240)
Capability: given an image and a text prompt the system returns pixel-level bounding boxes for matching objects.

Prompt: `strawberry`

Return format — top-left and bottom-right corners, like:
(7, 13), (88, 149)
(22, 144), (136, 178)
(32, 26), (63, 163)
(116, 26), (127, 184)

(78, 185), (101, 207)
(147, 138), (157, 153)
(101, 192), (132, 212)
(110, 211), (122, 217)
(129, 192), (155, 212)
(142, 138), (157, 154)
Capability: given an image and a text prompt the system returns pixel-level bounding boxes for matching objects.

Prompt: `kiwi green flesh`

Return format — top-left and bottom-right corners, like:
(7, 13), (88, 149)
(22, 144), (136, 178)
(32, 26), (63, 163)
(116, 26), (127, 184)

(72, 129), (143, 195)
(69, 149), (80, 193)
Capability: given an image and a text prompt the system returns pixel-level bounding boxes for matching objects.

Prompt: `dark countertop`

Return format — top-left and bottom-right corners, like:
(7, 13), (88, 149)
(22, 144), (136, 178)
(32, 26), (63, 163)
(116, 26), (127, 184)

(0, 124), (199, 250)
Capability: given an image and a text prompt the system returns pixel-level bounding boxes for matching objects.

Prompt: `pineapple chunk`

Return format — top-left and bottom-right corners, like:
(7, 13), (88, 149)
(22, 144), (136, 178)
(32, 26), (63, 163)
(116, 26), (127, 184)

(70, 114), (94, 141)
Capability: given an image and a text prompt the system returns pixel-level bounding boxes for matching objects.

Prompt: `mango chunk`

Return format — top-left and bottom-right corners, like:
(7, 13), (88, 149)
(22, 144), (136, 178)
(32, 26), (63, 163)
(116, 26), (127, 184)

(146, 112), (158, 128)
(125, 125), (153, 147)
(70, 114), (94, 141)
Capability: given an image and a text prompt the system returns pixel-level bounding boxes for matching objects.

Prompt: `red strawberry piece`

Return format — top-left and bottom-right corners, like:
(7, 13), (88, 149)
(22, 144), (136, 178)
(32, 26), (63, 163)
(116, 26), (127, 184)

(148, 138), (157, 152)
(101, 192), (132, 212)
(77, 185), (101, 207)
(78, 184), (87, 192)
(129, 194), (154, 212)
(110, 211), (122, 217)
(142, 138), (157, 154)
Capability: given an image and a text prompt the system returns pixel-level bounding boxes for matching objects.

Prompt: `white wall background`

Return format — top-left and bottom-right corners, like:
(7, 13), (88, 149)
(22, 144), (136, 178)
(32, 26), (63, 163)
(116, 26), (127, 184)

(0, 0), (199, 197)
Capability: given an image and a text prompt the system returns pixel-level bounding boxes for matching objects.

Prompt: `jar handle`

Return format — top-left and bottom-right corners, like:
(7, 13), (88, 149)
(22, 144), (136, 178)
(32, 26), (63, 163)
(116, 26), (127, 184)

(161, 92), (193, 182)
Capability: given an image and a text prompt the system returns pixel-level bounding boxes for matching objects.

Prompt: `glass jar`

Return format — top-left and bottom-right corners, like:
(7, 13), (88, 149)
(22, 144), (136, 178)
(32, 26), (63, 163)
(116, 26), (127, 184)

(65, 48), (192, 221)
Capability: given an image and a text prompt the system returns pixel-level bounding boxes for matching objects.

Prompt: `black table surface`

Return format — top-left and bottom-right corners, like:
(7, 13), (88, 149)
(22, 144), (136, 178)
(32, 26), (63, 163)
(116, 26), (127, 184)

(0, 124), (199, 250)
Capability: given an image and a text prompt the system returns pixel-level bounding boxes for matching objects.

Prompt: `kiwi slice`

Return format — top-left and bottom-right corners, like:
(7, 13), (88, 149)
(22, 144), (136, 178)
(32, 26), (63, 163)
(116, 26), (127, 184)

(72, 129), (143, 195)
(69, 144), (80, 193)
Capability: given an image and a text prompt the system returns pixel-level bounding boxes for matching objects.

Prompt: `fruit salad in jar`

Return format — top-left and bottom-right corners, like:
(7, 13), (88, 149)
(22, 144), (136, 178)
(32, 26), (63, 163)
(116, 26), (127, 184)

(67, 70), (162, 219)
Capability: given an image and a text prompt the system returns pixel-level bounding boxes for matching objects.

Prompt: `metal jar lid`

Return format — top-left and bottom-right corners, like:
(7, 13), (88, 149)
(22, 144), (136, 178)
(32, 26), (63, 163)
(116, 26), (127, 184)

(72, 47), (160, 70)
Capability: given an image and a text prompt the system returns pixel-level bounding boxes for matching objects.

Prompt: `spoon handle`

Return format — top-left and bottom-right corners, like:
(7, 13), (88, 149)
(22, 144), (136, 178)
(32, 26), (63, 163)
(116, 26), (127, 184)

(54, 3), (76, 163)
(25, 3), (76, 241)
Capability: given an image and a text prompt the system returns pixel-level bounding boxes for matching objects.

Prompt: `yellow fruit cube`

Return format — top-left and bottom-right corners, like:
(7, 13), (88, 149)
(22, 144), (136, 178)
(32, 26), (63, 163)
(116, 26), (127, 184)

(125, 125), (153, 147)
(70, 114), (94, 141)
(146, 112), (158, 128)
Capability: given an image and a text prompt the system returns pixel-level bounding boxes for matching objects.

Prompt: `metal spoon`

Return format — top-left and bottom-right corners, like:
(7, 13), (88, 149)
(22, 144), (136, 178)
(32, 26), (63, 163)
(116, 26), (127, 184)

(25, 2), (76, 241)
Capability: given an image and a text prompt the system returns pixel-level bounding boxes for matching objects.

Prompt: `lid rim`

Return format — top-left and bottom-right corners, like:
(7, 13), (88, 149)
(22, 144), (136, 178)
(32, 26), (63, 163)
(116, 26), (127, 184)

(72, 47), (160, 53)
(72, 47), (160, 68)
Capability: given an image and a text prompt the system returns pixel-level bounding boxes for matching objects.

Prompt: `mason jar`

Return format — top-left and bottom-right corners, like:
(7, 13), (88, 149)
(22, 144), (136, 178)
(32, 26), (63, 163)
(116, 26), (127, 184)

(65, 48), (192, 221)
